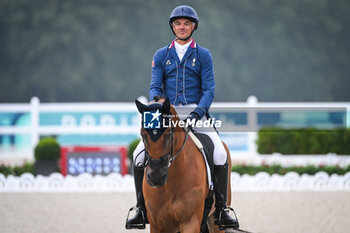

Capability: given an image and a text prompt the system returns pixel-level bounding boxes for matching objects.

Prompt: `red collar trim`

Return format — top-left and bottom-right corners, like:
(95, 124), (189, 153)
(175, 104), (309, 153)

(169, 39), (196, 49)
(190, 39), (196, 48)
(169, 40), (175, 49)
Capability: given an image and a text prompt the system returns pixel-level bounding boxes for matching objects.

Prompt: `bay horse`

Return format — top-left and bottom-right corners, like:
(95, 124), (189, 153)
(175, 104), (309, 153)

(135, 98), (233, 233)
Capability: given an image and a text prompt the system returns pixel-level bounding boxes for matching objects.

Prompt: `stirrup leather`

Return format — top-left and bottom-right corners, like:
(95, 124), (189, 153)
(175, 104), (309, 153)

(215, 207), (240, 230)
(125, 206), (146, 230)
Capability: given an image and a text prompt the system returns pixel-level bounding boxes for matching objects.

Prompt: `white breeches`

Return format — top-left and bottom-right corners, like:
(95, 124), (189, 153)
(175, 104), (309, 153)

(133, 105), (227, 167)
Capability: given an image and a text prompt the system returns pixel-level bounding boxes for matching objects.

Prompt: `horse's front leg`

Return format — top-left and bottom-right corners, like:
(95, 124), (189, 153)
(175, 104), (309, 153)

(150, 224), (179, 233)
(150, 224), (162, 233)
(179, 214), (202, 233)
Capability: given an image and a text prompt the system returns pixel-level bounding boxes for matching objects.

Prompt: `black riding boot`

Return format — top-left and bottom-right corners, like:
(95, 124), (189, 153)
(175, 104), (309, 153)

(213, 162), (239, 230)
(125, 166), (148, 229)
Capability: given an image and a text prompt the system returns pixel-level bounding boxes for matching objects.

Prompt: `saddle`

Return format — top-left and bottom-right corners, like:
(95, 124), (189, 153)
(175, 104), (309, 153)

(189, 130), (215, 233)
(190, 130), (215, 184)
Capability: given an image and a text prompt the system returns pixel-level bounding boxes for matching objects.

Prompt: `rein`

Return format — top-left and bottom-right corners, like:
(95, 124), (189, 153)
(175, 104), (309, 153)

(167, 128), (189, 167)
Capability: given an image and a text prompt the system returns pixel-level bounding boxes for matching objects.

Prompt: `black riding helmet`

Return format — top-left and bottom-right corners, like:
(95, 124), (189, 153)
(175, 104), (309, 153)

(169, 5), (199, 41)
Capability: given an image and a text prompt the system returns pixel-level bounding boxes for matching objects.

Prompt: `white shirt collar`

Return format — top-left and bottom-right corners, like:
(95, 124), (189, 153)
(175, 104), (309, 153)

(174, 40), (192, 61)
(174, 40), (192, 52)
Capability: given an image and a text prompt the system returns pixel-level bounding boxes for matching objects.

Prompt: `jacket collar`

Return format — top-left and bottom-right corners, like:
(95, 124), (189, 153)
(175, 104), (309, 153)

(168, 39), (197, 64)
(169, 39), (196, 49)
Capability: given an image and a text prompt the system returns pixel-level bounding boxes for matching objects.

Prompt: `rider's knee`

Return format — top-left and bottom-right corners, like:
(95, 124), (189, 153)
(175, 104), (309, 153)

(207, 133), (227, 166)
(212, 138), (227, 166)
(133, 141), (145, 167)
(213, 149), (227, 166)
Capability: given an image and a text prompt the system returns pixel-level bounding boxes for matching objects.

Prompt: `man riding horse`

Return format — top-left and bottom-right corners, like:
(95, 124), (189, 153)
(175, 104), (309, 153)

(126, 5), (239, 230)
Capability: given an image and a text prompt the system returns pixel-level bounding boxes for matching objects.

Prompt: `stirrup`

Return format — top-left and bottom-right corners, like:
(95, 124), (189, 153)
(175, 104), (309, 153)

(216, 207), (240, 230)
(125, 206), (146, 230)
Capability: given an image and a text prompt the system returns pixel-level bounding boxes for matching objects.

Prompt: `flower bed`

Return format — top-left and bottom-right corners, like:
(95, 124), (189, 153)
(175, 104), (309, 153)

(0, 162), (34, 176)
(232, 164), (350, 175)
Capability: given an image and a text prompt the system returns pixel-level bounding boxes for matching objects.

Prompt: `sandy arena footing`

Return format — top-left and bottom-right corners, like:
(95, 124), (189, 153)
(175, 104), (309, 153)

(0, 192), (349, 233)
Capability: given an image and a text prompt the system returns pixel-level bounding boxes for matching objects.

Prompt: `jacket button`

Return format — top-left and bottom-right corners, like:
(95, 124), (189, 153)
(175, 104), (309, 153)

(178, 93), (181, 96)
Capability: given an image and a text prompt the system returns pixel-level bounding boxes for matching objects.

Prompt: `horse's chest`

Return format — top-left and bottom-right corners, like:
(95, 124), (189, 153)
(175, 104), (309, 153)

(146, 186), (205, 226)
(146, 199), (178, 230)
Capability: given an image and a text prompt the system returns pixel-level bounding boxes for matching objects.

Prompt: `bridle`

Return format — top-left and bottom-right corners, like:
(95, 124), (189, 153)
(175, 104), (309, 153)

(140, 123), (190, 169)
(134, 98), (192, 187)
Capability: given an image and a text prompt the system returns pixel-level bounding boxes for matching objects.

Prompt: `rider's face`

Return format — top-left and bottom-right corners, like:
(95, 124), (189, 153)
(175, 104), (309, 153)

(172, 18), (195, 41)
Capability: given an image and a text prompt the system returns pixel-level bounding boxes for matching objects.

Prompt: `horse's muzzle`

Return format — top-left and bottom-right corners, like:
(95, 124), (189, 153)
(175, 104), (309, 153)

(146, 166), (168, 188)
(145, 154), (169, 188)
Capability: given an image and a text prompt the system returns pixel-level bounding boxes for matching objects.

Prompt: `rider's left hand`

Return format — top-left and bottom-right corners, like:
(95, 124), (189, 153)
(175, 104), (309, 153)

(185, 112), (200, 130)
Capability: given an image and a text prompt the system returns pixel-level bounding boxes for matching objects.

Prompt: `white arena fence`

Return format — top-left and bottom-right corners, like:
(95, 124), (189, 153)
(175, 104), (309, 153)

(238, 153), (350, 168)
(1, 96), (349, 164)
(1, 172), (350, 192)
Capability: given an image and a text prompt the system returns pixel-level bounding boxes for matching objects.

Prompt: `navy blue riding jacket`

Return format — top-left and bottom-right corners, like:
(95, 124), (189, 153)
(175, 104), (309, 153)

(149, 40), (215, 119)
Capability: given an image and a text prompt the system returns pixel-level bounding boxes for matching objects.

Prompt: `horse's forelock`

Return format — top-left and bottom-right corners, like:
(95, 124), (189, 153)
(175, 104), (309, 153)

(144, 102), (162, 113)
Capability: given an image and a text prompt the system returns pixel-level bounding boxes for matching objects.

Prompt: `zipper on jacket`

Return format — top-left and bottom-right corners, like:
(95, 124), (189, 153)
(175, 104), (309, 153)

(183, 59), (188, 105)
(174, 60), (179, 105)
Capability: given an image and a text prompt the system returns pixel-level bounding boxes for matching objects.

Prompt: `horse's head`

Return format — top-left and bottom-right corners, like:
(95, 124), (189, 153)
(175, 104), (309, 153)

(135, 98), (179, 188)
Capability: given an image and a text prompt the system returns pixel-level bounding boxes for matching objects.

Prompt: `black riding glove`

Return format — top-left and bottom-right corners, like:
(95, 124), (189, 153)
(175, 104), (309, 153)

(153, 96), (163, 101)
(185, 112), (200, 130)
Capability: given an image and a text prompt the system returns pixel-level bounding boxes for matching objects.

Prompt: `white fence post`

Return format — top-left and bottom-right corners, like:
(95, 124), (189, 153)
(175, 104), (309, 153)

(30, 97), (40, 155)
(247, 96), (258, 157)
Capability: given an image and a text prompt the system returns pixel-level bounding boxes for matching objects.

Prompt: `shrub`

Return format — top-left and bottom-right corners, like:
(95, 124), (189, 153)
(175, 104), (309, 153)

(257, 128), (350, 155)
(34, 137), (61, 161)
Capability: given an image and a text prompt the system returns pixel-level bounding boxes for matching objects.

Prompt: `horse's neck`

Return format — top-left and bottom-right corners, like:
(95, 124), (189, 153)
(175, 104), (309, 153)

(170, 115), (189, 166)
(173, 127), (186, 153)
(168, 127), (207, 189)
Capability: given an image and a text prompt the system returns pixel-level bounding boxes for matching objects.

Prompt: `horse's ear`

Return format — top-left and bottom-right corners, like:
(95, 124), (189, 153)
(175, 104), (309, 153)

(161, 98), (170, 113)
(135, 99), (146, 113)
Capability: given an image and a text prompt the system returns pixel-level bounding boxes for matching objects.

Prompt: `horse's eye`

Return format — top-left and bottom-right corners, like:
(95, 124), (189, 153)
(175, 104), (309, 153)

(165, 130), (172, 138)
(141, 132), (148, 146)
